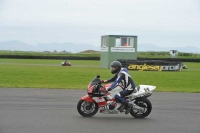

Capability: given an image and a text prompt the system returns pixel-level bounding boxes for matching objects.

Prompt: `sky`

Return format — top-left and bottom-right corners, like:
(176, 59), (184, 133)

(0, 0), (200, 48)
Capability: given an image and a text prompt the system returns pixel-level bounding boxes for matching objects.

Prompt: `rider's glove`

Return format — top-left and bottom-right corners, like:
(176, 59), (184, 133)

(102, 80), (108, 83)
(107, 88), (112, 91)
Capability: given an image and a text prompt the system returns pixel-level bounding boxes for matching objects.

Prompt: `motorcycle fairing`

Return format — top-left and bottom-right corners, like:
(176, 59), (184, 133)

(81, 95), (94, 103)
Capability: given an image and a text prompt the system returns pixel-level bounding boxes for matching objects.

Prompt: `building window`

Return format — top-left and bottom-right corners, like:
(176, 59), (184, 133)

(128, 37), (134, 47)
(115, 37), (134, 47)
(102, 37), (107, 47)
(115, 38), (121, 47)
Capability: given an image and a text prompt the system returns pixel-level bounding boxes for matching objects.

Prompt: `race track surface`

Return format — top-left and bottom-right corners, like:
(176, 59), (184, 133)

(0, 88), (199, 133)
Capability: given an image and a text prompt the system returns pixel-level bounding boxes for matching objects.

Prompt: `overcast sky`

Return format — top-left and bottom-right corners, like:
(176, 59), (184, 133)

(0, 0), (200, 48)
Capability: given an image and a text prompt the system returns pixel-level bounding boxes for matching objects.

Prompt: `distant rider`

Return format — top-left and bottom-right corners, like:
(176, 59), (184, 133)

(102, 61), (136, 114)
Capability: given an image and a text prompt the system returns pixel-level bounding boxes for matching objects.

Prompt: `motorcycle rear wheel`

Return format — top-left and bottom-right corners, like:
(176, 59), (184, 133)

(77, 100), (99, 117)
(130, 98), (152, 118)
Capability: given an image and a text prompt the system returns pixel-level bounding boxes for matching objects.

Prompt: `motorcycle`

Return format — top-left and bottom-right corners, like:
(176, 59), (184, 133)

(77, 75), (156, 118)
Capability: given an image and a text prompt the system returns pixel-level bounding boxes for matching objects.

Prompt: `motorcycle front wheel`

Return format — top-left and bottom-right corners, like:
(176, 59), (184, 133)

(77, 100), (99, 117)
(130, 98), (152, 118)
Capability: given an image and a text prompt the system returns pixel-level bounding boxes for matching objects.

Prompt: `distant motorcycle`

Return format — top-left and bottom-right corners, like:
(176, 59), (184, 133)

(61, 60), (71, 66)
(77, 75), (156, 118)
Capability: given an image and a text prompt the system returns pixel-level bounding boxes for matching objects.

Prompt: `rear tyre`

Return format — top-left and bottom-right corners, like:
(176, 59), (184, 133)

(77, 100), (98, 117)
(130, 98), (152, 118)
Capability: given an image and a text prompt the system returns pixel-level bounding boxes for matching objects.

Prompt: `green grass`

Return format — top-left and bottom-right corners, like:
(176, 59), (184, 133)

(137, 51), (200, 58)
(0, 59), (100, 65)
(0, 59), (200, 92)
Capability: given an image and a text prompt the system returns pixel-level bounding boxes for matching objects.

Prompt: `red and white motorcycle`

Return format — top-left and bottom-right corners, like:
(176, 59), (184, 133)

(77, 75), (156, 118)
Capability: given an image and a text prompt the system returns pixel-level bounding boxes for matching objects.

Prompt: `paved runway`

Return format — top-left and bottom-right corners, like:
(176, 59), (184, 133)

(0, 88), (199, 133)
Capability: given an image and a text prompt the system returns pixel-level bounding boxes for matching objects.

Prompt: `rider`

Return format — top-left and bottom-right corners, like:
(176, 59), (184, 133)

(102, 61), (136, 114)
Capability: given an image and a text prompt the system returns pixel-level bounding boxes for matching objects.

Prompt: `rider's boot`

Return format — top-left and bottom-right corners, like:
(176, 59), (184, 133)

(117, 103), (125, 112)
(125, 101), (133, 115)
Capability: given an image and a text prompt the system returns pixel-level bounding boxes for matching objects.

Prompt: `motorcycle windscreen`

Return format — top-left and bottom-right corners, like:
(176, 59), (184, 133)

(89, 76), (101, 87)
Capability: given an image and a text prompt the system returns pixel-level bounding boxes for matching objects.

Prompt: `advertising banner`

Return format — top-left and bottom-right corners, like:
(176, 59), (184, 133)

(118, 60), (183, 71)
(111, 47), (135, 52)
(101, 47), (108, 52)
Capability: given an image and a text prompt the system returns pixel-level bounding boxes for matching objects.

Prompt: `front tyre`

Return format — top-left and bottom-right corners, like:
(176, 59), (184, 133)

(130, 98), (152, 118)
(77, 100), (98, 117)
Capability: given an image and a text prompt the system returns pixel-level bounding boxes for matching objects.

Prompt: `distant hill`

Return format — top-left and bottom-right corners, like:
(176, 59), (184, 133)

(78, 50), (100, 54)
(0, 40), (200, 53)
(0, 40), (99, 53)
(137, 43), (200, 53)
(36, 42), (99, 53)
(0, 40), (37, 51)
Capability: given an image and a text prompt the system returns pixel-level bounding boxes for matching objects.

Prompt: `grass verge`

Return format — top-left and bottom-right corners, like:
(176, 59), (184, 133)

(0, 59), (199, 92)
